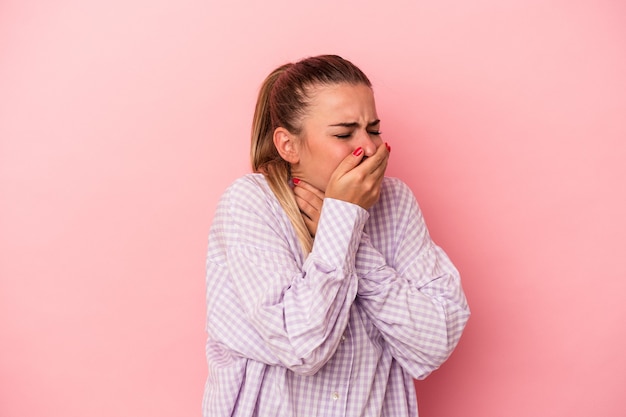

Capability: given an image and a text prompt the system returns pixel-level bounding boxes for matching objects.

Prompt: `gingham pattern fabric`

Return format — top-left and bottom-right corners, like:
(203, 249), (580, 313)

(203, 174), (469, 417)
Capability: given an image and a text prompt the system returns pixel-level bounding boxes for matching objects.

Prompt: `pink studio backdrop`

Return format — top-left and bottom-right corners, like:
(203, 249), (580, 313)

(1, 1), (625, 416)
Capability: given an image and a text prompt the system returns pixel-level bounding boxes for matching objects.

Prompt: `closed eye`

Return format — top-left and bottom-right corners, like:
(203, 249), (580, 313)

(335, 131), (381, 139)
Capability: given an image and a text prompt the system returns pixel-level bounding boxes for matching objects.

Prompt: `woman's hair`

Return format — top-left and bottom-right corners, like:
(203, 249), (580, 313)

(251, 55), (372, 254)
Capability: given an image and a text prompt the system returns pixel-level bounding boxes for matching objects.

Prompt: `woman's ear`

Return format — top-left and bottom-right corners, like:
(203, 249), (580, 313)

(273, 127), (300, 164)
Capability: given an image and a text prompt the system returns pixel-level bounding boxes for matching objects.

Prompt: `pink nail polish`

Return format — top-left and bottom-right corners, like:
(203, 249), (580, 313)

(292, 178), (300, 185)
(353, 147), (363, 156)
(386, 143), (391, 152)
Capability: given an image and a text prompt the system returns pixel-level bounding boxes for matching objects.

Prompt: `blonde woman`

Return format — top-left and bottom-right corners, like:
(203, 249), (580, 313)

(203, 55), (470, 417)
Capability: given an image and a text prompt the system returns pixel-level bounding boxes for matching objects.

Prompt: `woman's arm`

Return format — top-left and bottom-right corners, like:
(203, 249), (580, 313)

(354, 178), (470, 379)
(206, 176), (367, 376)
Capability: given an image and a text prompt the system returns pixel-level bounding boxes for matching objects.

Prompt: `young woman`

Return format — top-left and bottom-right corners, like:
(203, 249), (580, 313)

(203, 55), (470, 417)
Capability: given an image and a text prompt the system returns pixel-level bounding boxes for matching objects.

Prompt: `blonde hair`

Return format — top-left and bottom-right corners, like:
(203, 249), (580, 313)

(251, 55), (372, 254)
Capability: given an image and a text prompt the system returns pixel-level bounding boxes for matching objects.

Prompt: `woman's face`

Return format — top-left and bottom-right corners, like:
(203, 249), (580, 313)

(290, 83), (383, 192)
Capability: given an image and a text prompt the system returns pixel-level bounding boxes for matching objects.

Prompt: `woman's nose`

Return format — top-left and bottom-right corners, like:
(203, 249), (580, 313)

(356, 131), (379, 157)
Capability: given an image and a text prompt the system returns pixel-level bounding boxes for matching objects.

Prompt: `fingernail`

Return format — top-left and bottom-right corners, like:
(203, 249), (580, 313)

(292, 178), (300, 185)
(385, 142), (391, 152)
(353, 147), (363, 156)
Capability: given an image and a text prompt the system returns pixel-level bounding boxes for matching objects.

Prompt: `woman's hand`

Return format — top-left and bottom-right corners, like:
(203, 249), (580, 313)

(293, 142), (390, 235)
(293, 179), (325, 237)
(325, 142), (389, 210)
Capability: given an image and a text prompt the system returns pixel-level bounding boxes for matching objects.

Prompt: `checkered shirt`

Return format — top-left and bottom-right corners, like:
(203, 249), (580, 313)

(203, 174), (469, 417)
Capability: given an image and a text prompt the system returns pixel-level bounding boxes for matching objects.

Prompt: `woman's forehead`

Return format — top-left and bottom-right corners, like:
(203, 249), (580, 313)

(304, 83), (377, 120)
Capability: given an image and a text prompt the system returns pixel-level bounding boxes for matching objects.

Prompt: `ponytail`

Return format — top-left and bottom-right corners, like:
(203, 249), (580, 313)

(251, 64), (314, 255)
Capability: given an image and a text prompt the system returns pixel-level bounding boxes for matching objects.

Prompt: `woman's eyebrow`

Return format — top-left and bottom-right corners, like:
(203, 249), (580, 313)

(329, 119), (381, 128)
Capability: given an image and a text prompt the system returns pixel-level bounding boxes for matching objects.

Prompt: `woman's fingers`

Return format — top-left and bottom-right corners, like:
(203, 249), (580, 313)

(325, 142), (389, 209)
(294, 180), (325, 201)
(293, 179), (325, 237)
(299, 207), (318, 237)
(293, 142), (390, 223)
(328, 146), (367, 179)
(361, 142), (390, 175)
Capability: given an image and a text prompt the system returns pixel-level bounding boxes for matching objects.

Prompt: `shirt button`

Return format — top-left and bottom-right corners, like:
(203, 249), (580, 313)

(341, 335), (346, 343)
(331, 391), (339, 401)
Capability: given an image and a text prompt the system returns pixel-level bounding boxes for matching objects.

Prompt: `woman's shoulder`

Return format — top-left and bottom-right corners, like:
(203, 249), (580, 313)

(376, 176), (423, 220)
(228, 172), (268, 189)
(381, 176), (415, 201)
(221, 173), (272, 202)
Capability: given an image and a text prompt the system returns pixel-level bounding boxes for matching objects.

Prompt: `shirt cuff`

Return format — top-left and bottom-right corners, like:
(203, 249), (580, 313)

(309, 198), (369, 272)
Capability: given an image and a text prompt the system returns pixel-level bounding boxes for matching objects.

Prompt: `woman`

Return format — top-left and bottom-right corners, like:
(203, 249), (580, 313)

(203, 55), (470, 417)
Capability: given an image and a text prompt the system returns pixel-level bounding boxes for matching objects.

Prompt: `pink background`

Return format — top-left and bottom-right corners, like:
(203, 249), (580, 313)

(1, 0), (625, 416)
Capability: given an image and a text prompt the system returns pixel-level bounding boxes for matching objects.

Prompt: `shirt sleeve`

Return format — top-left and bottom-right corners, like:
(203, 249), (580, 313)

(206, 177), (368, 376)
(354, 179), (470, 380)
